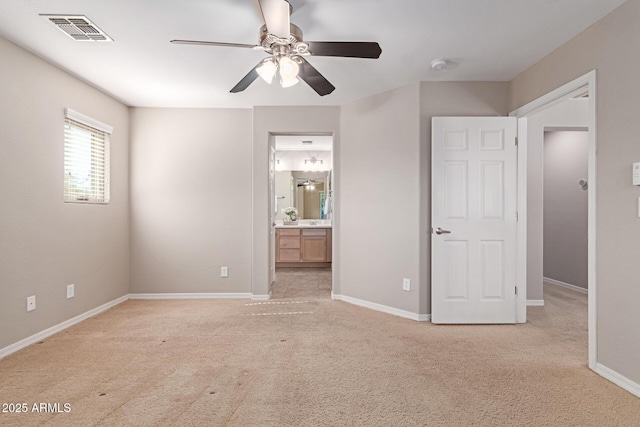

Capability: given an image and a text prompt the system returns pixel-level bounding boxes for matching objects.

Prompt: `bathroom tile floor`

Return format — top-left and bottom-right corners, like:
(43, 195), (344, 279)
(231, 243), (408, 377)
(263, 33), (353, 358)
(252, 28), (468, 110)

(272, 267), (332, 300)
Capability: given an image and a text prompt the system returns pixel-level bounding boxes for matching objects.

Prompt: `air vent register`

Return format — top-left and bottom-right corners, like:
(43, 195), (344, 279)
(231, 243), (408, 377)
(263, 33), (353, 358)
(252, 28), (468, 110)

(40, 15), (113, 42)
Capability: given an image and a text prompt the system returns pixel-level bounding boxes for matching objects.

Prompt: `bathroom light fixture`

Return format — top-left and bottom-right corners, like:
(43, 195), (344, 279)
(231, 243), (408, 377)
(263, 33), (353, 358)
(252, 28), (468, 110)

(304, 157), (323, 165)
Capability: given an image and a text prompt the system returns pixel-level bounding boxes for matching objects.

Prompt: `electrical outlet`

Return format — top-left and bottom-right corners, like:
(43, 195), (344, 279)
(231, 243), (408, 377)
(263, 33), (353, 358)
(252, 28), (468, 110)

(67, 284), (75, 299)
(221, 266), (229, 278)
(402, 278), (411, 292)
(27, 295), (36, 312)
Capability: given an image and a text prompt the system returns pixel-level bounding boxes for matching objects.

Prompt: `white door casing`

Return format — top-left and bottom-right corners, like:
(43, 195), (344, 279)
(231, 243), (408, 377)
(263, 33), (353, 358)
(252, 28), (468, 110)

(432, 117), (518, 324)
(269, 143), (276, 286)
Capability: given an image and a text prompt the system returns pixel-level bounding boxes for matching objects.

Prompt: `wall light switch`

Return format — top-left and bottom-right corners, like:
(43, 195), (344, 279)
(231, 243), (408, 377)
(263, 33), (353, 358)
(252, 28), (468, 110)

(27, 295), (36, 312)
(67, 284), (75, 299)
(402, 278), (411, 292)
(221, 266), (229, 278)
(634, 162), (640, 186)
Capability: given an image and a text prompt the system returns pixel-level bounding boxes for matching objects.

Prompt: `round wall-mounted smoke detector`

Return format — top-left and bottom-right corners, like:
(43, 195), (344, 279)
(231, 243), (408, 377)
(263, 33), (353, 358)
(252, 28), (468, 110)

(430, 58), (448, 71)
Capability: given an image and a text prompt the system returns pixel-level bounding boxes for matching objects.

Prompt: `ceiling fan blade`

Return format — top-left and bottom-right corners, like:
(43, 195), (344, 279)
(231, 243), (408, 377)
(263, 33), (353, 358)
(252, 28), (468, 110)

(298, 57), (335, 96)
(170, 40), (262, 50)
(306, 42), (382, 59)
(230, 64), (261, 93)
(256, 0), (291, 39)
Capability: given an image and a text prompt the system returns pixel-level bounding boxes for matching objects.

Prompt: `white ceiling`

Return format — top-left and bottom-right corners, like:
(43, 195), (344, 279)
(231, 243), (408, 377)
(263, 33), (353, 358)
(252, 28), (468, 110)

(0, 0), (626, 108)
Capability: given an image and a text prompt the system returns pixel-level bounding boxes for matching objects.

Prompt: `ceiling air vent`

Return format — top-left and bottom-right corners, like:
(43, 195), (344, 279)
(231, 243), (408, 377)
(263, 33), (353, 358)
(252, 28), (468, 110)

(40, 15), (113, 42)
(301, 140), (313, 144)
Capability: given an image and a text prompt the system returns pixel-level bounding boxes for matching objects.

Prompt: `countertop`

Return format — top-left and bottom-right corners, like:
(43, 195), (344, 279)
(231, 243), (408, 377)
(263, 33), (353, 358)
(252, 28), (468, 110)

(275, 220), (332, 229)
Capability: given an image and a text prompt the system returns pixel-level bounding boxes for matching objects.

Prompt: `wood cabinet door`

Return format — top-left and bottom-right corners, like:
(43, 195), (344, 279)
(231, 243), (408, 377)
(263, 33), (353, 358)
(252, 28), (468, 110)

(302, 236), (327, 261)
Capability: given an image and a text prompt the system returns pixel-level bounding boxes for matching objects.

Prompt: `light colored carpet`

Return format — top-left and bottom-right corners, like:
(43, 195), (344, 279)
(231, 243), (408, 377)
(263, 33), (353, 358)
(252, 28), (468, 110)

(271, 267), (332, 300)
(0, 282), (638, 426)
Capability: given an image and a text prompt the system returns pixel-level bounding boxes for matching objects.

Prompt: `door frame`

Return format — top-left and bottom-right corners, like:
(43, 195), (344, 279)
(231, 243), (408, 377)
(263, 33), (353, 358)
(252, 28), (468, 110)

(509, 70), (597, 369)
(269, 142), (276, 286)
(268, 132), (335, 288)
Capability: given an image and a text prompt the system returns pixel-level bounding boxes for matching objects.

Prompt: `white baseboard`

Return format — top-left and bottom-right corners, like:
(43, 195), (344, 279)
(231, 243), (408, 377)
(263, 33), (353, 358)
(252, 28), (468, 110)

(0, 294), (129, 360)
(595, 363), (640, 398)
(129, 293), (252, 300)
(332, 293), (429, 322)
(251, 292), (272, 301)
(544, 277), (588, 294)
(527, 300), (545, 306)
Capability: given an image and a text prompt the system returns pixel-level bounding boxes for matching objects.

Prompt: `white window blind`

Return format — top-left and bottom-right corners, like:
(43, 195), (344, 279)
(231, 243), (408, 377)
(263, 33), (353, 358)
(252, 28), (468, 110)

(63, 108), (112, 204)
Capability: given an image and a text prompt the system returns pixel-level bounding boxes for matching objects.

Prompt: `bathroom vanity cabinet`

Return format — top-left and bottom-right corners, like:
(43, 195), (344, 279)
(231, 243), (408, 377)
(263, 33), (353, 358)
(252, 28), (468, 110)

(275, 227), (332, 266)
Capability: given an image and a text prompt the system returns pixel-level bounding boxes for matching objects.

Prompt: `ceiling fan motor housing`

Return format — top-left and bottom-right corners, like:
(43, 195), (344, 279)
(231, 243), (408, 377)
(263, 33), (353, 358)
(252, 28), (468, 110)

(259, 24), (307, 57)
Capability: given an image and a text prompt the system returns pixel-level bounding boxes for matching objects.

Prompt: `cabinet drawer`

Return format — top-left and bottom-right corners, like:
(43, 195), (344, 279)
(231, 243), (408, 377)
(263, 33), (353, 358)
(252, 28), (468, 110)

(279, 236), (300, 249)
(278, 228), (301, 236)
(279, 248), (301, 262)
(302, 228), (326, 236)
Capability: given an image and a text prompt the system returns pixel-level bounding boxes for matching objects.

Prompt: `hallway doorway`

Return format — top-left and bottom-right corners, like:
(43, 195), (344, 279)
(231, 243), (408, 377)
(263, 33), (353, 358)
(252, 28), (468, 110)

(510, 70), (596, 369)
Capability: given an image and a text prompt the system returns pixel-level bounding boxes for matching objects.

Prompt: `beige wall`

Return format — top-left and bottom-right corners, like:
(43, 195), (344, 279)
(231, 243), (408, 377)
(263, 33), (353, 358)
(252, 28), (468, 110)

(129, 108), (253, 294)
(0, 37), (130, 349)
(525, 99), (588, 300)
(339, 83), (421, 313)
(544, 131), (589, 289)
(509, 0), (640, 384)
(252, 107), (340, 297)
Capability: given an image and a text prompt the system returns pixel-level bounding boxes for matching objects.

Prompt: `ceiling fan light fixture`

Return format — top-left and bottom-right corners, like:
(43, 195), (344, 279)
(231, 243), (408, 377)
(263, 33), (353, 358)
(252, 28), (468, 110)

(280, 75), (299, 88)
(173, 0), (381, 96)
(257, 58), (277, 84)
(278, 56), (300, 87)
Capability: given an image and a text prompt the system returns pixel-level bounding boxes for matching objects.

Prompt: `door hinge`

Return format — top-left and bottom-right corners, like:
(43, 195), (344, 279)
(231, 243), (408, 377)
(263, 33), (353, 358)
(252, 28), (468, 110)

(515, 137), (518, 146)
(515, 286), (518, 296)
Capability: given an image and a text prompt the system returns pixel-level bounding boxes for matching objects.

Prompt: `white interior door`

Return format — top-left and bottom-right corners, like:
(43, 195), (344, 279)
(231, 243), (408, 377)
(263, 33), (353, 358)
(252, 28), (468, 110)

(432, 117), (518, 324)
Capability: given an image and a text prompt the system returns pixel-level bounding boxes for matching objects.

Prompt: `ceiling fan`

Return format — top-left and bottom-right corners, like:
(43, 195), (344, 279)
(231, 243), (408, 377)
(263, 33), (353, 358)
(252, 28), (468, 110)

(297, 179), (318, 188)
(170, 0), (382, 96)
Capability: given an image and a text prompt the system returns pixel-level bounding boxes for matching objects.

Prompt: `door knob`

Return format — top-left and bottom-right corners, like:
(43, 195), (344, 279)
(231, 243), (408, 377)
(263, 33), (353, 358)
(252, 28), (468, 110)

(433, 227), (451, 235)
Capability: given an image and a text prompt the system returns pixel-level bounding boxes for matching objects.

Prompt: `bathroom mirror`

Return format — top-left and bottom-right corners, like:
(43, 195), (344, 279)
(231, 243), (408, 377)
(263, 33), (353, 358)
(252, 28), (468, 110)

(295, 177), (325, 219)
(275, 171), (330, 220)
(274, 135), (333, 221)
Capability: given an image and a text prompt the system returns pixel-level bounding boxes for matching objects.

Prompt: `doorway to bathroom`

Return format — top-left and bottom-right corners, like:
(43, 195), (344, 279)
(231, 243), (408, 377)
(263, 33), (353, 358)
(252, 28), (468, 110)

(270, 134), (334, 300)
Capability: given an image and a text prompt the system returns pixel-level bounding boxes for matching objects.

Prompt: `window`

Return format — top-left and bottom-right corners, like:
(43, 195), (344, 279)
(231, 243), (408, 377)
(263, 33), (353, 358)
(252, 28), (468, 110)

(63, 108), (112, 203)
